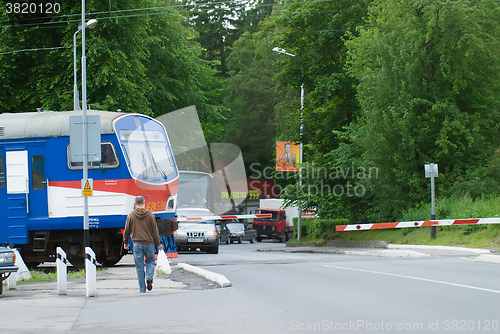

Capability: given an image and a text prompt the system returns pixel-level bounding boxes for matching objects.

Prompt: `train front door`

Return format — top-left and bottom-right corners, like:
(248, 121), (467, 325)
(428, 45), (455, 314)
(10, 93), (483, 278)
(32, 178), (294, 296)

(2, 146), (48, 245)
(4, 150), (29, 244)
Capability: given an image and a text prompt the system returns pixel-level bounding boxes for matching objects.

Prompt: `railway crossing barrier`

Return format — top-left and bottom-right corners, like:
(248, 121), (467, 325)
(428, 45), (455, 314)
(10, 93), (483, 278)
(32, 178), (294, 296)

(336, 218), (500, 232)
(175, 213), (272, 222)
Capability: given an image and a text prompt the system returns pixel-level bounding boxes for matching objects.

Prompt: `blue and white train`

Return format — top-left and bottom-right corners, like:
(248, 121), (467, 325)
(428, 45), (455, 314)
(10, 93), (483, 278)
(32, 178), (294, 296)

(0, 110), (178, 267)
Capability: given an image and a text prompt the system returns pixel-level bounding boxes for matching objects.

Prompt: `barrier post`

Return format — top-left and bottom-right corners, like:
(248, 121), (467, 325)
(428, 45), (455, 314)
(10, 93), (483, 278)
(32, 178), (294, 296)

(56, 247), (68, 295)
(85, 247), (97, 297)
(425, 163), (438, 239)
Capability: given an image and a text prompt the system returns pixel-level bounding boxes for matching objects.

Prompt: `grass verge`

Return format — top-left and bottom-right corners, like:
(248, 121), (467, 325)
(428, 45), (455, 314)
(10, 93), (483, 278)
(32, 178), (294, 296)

(332, 225), (500, 249)
(291, 195), (500, 249)
(18, 268), (105, 284)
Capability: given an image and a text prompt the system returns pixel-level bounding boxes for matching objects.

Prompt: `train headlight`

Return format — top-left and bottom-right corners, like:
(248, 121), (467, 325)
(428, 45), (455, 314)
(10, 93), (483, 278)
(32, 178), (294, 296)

(167, 197), (175, 210)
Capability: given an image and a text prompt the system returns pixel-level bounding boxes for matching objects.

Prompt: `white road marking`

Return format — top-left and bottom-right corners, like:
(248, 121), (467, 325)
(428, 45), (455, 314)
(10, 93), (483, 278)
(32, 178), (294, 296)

(324, 264), (500, 294)
(459, 257), (475, 262)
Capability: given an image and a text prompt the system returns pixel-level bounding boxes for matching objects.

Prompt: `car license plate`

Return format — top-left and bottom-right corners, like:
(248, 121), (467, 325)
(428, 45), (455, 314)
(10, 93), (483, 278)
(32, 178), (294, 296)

(260, 234), (267, 237)
(188, 238), (204, 243)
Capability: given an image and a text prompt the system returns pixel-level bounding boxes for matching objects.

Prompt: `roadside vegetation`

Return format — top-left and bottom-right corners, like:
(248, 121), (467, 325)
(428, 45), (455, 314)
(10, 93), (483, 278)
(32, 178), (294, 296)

(2, 1), (500, 225)
(17, 268), (105, 283)
(291, 195), (500, 249)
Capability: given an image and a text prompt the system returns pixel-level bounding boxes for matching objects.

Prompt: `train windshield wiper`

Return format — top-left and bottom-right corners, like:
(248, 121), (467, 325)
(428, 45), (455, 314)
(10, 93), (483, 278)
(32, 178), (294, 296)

(151, 154), (167, 179)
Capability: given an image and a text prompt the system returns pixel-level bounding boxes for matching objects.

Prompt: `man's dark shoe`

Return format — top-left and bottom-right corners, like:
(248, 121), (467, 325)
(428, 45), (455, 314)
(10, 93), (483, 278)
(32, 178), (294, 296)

(146, 278), (153, 291)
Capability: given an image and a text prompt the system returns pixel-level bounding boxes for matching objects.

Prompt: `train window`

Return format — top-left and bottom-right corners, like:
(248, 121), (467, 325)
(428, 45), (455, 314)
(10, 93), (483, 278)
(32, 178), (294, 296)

(100, 142), (119, 167)
(0, 154), (5, 188)
(67, 142), (119, 170)
(32, 155), (45, 190)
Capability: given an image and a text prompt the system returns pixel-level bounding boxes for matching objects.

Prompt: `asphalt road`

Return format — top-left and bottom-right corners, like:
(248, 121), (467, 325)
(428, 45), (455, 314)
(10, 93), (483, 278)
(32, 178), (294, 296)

(171, 239), (357, 266)
(2, 241), (499, 334)
(171, 242), (500, 334)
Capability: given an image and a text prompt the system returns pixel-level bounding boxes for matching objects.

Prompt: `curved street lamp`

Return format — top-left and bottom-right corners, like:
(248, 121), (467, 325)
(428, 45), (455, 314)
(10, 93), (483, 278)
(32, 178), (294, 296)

(73, 18), (98, 111)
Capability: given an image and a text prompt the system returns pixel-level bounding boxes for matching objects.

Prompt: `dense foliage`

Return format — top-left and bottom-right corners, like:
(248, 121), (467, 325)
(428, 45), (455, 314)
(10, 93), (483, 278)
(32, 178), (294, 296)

(2, 0), (499, 222)
(344, 0), (500, 221)
(0, 0), (220, 126)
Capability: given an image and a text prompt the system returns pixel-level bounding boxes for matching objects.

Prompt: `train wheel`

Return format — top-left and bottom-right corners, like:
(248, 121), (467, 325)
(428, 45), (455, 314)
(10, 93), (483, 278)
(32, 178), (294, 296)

(25, 262), (42, 269)
(68, 257), (85, 268)
(99, 256), (123, 267)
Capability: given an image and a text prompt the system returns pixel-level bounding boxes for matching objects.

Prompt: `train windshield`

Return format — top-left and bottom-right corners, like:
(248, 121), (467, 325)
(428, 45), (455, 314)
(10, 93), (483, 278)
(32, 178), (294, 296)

(115, 115), (176, 183)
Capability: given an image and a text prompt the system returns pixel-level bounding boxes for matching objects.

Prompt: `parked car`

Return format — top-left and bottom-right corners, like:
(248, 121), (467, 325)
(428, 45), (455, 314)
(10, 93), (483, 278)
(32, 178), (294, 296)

(227, 223), (257, 244)
(174, 208), (219, 254)
(0, 247), (18, 295)
(218, 224), (230, 245)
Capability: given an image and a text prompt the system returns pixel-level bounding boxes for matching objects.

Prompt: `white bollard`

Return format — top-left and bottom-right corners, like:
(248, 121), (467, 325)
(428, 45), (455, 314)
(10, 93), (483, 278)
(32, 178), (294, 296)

(7, 249), (31, 290)
(85, 247), (97, 297)
(56, 247), (68, 295)
(6, 270), (16, 290)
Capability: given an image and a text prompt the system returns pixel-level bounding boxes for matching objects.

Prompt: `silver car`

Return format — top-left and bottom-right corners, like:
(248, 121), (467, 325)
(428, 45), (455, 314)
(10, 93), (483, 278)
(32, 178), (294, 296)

(174, 208), (219, 254)
(0, 247), (18, 295)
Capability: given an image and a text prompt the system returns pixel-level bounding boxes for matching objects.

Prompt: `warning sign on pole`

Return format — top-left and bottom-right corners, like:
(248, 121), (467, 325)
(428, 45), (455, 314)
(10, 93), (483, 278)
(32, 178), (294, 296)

(82, 179), (93, 197)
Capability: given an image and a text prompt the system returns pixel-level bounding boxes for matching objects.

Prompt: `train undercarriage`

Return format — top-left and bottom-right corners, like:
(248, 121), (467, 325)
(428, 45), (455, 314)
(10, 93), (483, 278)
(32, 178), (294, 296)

(19, 229), (124, 268)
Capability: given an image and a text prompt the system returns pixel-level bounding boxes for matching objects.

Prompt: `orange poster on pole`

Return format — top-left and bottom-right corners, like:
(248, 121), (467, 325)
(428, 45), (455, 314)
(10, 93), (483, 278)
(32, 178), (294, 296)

(276, 141), (300, 171)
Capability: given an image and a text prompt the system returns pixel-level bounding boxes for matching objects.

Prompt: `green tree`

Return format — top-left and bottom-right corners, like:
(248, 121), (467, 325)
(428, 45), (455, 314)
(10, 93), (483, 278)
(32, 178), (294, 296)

(183, 0), (252, 78)
(270, 0), (368, 218)
(224, 18), (280, 175)
(345, 0), (500, 221)
(0, 0), (220, 121)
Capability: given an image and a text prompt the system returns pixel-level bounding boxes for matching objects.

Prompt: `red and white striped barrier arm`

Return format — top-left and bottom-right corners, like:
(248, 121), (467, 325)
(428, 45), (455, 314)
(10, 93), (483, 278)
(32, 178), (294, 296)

(176, 213), (272, 222)
(336, 218), (500, 232)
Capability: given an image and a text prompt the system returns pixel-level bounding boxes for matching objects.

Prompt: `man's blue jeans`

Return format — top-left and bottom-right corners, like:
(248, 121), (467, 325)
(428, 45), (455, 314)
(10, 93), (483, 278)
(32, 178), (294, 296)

(132, 243), (155, 292)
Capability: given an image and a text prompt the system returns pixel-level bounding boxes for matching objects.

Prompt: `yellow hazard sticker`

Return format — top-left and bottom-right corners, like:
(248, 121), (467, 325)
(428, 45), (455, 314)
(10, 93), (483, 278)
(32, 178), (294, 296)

(82, 179), (93, 197)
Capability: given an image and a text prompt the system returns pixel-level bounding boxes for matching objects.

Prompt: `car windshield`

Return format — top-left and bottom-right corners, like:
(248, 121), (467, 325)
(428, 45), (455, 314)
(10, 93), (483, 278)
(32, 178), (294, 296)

(178, 172), (211, 208)
(180, 220), (213, 225)
(254, 210), (279, 222)
(227, 223), (244, 232)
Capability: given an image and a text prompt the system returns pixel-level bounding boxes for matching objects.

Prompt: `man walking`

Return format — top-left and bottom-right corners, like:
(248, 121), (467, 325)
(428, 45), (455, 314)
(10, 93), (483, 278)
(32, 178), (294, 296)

(123, 196), (163, 293)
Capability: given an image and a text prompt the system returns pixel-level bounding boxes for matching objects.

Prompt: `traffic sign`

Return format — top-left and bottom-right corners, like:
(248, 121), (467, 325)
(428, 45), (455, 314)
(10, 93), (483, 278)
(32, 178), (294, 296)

(69, 115), (101, 162)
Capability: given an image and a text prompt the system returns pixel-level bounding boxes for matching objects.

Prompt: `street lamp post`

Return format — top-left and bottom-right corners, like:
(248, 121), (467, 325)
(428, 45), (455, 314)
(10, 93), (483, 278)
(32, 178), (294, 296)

(273, 47), (304, 242)
(73, 18), (97, 111)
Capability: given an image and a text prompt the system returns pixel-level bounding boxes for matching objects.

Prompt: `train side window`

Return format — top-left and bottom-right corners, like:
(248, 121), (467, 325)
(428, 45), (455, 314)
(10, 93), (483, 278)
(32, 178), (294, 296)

(100, 142), (119, 167)
(0, 154), (5, 188)
(67, 142), (119, 170)
(32, 155), (45, 190)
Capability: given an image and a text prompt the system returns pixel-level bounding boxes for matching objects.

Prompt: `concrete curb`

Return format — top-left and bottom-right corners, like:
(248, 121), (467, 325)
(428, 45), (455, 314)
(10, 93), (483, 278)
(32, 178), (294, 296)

(388, 244), (491, 254)
(326, 240), (388, 249)
(258, 247), (429, 257)
(177, 263), (231, 288)
(258, 247), (342, 254)
(475, 254), (500, 264)
(286, 242), (324, 247)
(344, 249), (430, 258)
